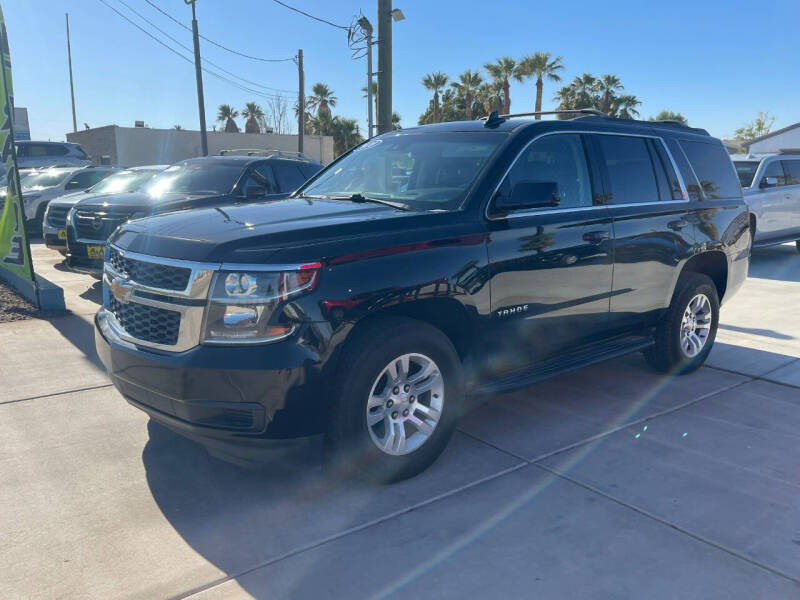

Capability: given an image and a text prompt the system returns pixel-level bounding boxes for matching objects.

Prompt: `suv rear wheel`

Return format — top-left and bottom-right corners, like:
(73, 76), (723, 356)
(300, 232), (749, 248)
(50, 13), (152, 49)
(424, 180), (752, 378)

(327, 317), (464, 482)
(645, 273), (719, 374)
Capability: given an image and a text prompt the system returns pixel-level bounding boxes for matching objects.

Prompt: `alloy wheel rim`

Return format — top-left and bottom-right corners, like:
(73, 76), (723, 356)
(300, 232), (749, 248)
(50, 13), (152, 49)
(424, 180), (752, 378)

(680, 293), (712, 358)
(366, 352), (444, 456)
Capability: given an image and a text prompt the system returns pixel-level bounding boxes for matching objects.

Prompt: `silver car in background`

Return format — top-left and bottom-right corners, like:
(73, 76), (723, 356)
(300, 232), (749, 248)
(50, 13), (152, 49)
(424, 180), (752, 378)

(43, 165), (168, 253)
(733, 154), (800, 252)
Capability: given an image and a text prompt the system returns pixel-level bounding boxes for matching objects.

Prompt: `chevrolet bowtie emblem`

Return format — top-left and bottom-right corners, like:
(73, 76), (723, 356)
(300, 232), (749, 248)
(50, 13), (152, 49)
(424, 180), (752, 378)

(110, 276), (134, 304)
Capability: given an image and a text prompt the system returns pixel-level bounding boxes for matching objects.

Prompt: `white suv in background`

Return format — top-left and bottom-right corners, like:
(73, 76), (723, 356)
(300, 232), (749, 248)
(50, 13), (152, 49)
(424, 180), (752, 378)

(16, 166), (116, 232)
(15, 141), (90, 169)
(733, 153), (800, 252)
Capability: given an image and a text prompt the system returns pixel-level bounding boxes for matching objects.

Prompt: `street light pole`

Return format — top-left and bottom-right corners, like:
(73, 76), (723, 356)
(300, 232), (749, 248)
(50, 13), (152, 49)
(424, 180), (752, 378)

(376, 0), (391, 135)
(65, 13), (77, 133)
(297, 48), (304, 154)
(357, 16), (374, 138)
(185, 0), (208, 156)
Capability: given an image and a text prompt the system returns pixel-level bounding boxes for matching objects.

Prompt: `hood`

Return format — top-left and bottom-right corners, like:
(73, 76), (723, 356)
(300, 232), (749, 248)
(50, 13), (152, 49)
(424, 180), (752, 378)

(111, 197), (424, 262)
(74, 191), (232, 216)
(48, 189), (94, 207)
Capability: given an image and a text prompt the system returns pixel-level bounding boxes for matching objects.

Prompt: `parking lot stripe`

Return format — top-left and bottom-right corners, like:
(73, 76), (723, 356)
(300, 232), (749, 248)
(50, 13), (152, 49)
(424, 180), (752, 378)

(0, 383), (113, 406)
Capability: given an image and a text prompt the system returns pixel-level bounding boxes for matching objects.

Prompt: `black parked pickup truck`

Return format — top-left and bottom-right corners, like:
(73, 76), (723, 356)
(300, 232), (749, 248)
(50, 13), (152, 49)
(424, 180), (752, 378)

(95, 112), (750, 481)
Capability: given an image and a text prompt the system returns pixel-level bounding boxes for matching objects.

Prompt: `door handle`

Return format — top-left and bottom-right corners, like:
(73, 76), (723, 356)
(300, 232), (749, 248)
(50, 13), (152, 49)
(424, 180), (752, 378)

(583, 230), (610, 244)
(668, 219), (689, 231)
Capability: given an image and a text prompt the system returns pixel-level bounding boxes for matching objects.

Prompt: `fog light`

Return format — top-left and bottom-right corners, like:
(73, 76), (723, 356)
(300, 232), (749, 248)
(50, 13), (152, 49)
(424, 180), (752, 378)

(223, 306), (258, 327)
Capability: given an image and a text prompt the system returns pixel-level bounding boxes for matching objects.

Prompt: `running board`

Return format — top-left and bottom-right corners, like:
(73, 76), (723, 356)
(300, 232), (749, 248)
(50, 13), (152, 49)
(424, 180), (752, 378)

(752, 235), (800, 249)
(472, 335), (654, 397)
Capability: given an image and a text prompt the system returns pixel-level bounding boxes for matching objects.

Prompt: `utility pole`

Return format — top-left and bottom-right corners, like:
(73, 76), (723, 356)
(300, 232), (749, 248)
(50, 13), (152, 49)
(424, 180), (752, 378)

(297, 48), (304, 154)
(65, 13), (77, 133)
(376, 0), (391, 134)
(186, 0), (208, 156)
(357, 17), (374, 138)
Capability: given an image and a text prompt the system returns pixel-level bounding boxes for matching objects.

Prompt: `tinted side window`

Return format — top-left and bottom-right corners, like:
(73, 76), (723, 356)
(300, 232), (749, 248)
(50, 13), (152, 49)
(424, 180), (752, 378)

(65, 172), (95, 189)
(26, 144), (49, 157)
(272, 163), (307, 192)
(253, 163), (279, 193)
(664, 138), (702, 200)
(760, 161), (787, 188)
(596, 134), (659, 205)
(678, 140), (741, 199)
(781, 160), (800, 186)
(650, 140), (683, 200)
(299, 163), (322, 180)
(47, 144), (69, 156)
(498, 133), (593, 210)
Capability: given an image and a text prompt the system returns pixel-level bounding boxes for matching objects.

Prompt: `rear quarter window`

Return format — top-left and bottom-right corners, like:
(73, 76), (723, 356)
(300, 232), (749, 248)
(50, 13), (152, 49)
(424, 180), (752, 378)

(679, 140), (741, 199)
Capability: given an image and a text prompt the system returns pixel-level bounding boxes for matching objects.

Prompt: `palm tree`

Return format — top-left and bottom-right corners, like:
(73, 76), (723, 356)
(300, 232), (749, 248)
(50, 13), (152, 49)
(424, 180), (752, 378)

(216, 104), (240, 133)
(450, 69), (483, 121)
(476, 81), (504, 116)
(392, 112), (402, 130)
(242, 102), (265, 134)
(293, 102), (313, 134)
(331, 117), (362, 157)
(421, 71), (449, 123)
(172, 124), (183, 130)
(612, 94), (641, 119)
(649, 110), (688, 125)
(309, 109), (334, 137)
(306, 82), (337, 117)
(595, 74), (623, 114)
(484, 56), (516, 114)
(361, 81), (378, 123)
(514, 52), (563, 119)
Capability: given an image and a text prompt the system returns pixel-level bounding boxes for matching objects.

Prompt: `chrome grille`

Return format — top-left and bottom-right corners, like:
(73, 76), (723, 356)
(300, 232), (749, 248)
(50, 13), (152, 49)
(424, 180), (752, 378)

(108, 247), (191, 291)
(108, 297), (181, 346)
(74, 210), (130, 241)
(46, 205), (70, 228)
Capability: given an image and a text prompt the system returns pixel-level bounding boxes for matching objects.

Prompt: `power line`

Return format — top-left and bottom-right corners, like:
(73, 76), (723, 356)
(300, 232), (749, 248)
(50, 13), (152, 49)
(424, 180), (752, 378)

(269, 0), (349, 30)
(117, 0), (295, 94)
(98, 0), (293, 102)
(142, 0), (295, 63)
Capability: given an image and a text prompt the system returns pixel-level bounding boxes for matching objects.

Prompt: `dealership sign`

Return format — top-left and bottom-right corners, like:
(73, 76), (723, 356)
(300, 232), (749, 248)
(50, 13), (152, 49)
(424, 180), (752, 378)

(0, 3), (38, 306)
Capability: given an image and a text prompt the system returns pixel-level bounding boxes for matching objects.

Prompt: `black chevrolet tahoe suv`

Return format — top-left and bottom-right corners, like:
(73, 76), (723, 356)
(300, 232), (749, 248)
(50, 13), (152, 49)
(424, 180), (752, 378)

(66, 153), (322, 276)
(95, 112), (749, 482)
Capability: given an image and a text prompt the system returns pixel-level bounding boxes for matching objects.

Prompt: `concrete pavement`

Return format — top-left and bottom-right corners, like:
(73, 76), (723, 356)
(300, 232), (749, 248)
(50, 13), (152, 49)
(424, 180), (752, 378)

(1, 242), (800, 599)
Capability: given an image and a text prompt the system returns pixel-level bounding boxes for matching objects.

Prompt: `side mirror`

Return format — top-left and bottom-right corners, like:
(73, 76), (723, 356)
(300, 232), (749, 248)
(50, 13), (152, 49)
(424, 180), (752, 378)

(245, 185), (267, 199)
(496, 181), (560, 211)
(760, 175), (779, 189)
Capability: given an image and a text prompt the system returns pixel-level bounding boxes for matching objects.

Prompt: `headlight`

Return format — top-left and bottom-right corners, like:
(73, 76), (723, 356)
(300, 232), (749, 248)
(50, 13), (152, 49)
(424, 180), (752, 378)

(201, 264), (320, 344)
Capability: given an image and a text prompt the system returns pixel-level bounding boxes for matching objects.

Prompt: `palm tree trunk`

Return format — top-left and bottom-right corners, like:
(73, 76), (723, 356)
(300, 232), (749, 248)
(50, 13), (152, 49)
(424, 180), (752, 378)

(535, 78), (543, 120)
(434, 91), (440, 123)
(465, 91), (473, 121)
(503, 80), (510, 114)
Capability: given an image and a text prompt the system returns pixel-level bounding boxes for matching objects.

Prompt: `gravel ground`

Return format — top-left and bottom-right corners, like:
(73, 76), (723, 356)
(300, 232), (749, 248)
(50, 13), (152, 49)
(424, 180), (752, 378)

(0, 280), (38, 322)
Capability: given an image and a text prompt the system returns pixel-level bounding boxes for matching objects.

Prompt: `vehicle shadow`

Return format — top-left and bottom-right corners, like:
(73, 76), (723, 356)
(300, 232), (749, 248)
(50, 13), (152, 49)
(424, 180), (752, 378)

(749, 243), (800, 283)
(138, 341), (789, 597)
(44, 313), (105, 371)
(717, 323), (794, 341)
(79, 281), (103, 306)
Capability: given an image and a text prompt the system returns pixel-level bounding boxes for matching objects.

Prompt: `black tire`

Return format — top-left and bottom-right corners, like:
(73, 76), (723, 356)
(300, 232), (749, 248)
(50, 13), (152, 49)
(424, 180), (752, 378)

(327, 316), (464, 483)
(644, 273), (719, 375)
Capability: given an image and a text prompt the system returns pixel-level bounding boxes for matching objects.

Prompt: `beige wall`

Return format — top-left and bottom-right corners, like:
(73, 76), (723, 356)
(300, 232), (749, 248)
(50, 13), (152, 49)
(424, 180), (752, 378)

(68, 126), (334, 166)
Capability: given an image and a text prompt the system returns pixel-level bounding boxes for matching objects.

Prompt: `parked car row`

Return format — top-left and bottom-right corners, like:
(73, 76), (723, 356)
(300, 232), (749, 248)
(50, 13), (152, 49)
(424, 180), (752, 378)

(91, 113), (752, 482)
(732, 153), (800, 251)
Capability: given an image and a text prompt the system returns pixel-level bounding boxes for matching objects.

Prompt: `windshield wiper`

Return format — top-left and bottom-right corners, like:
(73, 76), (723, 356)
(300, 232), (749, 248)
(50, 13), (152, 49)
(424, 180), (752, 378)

(313, 193), (410, 211)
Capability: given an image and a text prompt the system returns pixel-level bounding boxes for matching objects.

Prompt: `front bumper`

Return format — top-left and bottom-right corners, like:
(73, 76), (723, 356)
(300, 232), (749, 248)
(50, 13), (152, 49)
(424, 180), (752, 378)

(43, 221), (67, 250)
(95, 309), (329, 446)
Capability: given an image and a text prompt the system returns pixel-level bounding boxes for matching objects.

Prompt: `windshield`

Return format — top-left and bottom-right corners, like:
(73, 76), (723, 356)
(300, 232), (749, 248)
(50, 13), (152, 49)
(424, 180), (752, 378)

(733, 161), (759, 188)
(89, 169), (160, 194)
(301, 131), (506, 211)
(20, 169), (73, 189)
(143, 162), (243, 198)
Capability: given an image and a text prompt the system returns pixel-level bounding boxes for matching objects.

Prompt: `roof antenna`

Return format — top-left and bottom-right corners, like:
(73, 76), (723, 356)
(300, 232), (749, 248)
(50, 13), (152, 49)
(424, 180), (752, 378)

(483, 110), (506, 128)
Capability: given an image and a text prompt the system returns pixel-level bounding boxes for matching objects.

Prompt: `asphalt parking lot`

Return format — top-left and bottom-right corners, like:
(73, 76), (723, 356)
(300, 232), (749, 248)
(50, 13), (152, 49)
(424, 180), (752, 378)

(2, 241), (800, 599)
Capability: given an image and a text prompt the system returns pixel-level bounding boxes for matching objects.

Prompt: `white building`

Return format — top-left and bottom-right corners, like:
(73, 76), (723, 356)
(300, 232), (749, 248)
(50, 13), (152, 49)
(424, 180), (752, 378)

(747, 122), (800, 154)
(66, 125), (334, 166)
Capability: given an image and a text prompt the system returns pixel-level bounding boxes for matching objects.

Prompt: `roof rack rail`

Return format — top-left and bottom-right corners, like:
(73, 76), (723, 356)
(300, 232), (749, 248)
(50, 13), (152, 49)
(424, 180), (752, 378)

(480, 108), (607, 124)
(218, 148), (307, 159)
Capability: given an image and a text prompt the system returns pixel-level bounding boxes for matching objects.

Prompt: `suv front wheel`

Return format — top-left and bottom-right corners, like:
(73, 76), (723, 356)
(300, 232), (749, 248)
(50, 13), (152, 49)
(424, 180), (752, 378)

(327, 317), (464, 482)
(645, 273), (719, 374)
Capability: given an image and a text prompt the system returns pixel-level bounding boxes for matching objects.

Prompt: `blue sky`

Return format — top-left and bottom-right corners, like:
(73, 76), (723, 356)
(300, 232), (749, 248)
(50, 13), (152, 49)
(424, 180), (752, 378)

(5, 0), (798, 142)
